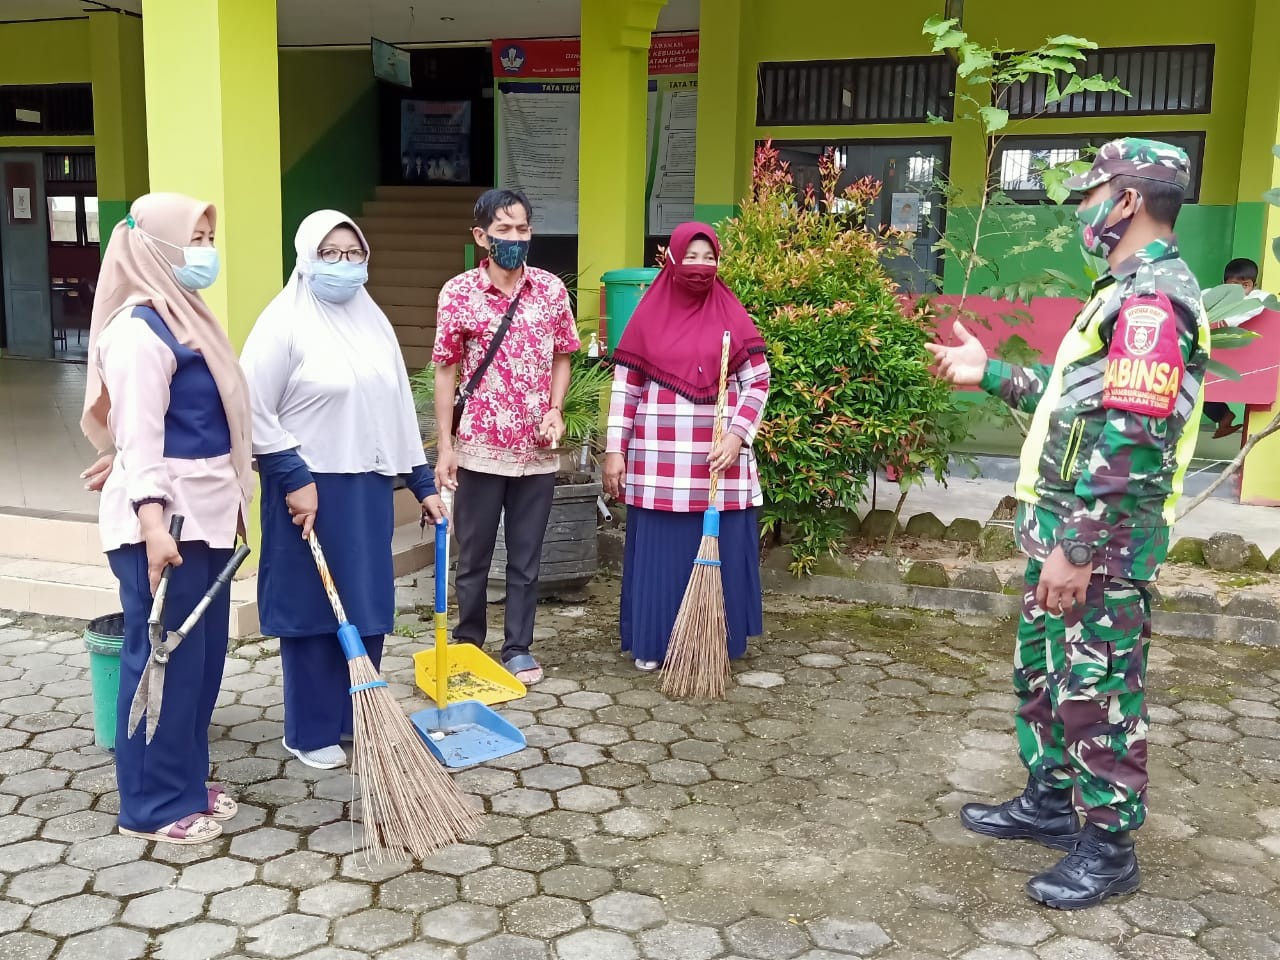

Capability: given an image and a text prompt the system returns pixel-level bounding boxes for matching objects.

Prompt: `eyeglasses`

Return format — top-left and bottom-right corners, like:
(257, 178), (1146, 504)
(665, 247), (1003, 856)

(318, 248), (368, 265)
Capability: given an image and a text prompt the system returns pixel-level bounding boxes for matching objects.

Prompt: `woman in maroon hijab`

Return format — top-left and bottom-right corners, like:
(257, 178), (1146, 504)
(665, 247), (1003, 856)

(603, 223), (771, 671)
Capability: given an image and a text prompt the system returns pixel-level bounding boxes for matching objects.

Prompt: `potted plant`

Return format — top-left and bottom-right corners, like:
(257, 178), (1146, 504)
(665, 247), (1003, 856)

(408, 365), (439, 467)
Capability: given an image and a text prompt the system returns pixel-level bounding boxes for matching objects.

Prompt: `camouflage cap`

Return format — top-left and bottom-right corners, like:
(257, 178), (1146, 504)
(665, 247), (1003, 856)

(1064, 138), (1191, 192)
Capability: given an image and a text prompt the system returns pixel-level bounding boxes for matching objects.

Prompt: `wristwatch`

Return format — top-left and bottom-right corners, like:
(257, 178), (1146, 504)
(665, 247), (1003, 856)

(1060, 539), (1094, 567)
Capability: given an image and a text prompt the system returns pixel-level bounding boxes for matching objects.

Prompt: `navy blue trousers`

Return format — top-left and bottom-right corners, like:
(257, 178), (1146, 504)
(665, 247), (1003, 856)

(620, 506), (763, 663)
(281, 633), (385, 751)
(109, 542), (232, 833)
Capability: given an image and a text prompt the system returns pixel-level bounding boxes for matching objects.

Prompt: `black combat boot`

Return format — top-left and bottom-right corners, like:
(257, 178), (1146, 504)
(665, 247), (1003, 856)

(959, 775), (1081, 850)
(1025, 822), (1140, 910)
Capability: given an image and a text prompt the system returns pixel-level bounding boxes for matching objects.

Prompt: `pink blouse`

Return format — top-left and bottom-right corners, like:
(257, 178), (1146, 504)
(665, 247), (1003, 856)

(433, 263), (580, 478)
(94, 312), (244, 551)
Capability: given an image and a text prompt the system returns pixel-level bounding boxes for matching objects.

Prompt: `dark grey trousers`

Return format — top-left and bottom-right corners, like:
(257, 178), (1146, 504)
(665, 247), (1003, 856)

(452, 467), (556, 663)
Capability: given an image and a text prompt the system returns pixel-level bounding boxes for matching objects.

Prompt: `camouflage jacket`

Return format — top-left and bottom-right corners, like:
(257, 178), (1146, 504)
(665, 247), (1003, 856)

(981, 238), (1209, 581)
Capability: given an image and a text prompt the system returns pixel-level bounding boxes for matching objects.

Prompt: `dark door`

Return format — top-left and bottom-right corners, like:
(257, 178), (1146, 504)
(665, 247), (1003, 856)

(0, 153), (53, 359)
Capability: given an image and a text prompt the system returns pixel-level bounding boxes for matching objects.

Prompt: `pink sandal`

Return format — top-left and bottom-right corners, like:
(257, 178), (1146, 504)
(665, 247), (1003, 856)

(120, 812), (222, 845)
(206, 784), (238, 821)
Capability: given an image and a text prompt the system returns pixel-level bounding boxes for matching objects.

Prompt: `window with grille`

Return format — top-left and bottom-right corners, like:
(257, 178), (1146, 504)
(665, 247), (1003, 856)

(46, 195), (99, 247)
(770, 138), (950, 293)
(757, 57), (955, 126)
(45, 153), (97, 184)
(994, 132), (1205, 203)
(0, 84), (94, 136)
(1005, 45), (1213, 119)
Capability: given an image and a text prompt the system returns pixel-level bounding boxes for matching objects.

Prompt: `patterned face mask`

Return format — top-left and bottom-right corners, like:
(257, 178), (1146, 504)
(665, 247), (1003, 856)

(487, 236), (530, 271)
(1076, 190), (1140, 259)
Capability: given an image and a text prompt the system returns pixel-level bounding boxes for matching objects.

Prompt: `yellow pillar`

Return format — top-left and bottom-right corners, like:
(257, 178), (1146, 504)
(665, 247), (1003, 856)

(141, 0), (282, 352)
(89, 11), (148, 252)
(1238, 0), (1280, 505)
(693, 0), (750, 225)
(576, 0), (667, 321)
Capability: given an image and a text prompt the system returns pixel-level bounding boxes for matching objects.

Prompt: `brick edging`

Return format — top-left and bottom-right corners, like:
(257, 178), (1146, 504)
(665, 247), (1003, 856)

(760, 569), (1280, 647)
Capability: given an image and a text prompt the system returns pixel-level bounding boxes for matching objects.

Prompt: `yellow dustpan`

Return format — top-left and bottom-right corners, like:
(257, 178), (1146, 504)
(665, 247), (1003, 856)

(413, 492), (526, 708)
(413, 643), (527, 707)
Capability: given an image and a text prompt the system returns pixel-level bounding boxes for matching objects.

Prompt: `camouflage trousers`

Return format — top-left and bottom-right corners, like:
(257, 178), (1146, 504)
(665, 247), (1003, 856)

(1013, 559), (1152, 832)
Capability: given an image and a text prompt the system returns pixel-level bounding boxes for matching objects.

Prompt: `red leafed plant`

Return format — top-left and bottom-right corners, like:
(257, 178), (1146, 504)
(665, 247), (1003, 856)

(715, 141), (968, 573)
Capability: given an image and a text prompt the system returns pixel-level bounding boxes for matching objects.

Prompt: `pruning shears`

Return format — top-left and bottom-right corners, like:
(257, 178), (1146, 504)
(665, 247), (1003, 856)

(127, 514), (252, 743)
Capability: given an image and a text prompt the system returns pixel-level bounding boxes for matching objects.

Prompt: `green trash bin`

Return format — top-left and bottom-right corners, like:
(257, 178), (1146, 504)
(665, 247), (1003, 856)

(85, 613), (125, 751)
(601, 268), (660, 355)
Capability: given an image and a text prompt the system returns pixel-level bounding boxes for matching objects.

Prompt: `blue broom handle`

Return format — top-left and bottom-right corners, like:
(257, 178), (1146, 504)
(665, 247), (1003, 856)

(435, 518), (449, 615)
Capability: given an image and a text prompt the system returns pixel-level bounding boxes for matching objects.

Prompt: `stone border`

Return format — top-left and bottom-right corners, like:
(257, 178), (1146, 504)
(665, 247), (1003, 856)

(759, 568), (1280, 647)
(597, 527), (1280, 647)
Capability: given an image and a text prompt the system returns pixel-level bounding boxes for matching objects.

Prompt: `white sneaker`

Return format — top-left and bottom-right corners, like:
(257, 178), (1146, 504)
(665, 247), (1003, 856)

(635, 659), (660, 672)
(282, 738), (347, 769)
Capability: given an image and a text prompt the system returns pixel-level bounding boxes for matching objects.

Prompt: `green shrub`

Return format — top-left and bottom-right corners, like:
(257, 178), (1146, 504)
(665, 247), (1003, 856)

(717, 142), (965, 574)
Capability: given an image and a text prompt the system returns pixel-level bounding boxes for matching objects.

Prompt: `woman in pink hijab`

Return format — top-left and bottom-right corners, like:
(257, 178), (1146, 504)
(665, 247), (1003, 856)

(83, 193), (253, 845)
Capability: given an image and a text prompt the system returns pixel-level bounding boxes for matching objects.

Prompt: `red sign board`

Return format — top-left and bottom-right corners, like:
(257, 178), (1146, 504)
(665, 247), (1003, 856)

(493, 33), (699, 79)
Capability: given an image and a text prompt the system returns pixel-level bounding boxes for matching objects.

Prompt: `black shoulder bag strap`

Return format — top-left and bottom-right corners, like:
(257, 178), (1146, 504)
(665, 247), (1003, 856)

(452, 283), (527, 436)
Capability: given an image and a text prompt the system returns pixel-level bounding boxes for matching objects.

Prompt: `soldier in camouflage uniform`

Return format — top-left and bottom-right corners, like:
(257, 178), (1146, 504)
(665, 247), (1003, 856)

(927, 138), (1209, 910)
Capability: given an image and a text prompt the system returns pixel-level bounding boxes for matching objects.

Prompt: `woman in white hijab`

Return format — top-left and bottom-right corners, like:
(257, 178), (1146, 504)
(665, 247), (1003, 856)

(240, 210), (444, 770)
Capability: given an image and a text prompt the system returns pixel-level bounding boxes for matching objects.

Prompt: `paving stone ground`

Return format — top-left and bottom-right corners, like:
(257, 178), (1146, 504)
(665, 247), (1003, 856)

(2, 585), (1280, 960)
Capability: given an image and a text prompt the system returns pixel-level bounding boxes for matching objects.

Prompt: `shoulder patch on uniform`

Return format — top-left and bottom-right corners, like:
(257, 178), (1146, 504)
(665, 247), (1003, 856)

(1102, 291), (1184, 418)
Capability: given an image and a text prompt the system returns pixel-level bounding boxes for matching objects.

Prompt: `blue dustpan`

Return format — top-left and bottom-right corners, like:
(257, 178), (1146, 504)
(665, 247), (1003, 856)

(410, 516), (526, 769)
(411, 701), (527, 769)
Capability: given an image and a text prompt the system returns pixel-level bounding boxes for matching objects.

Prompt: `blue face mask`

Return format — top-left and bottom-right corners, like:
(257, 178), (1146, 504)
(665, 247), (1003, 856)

(173, 246), (221, 291)
(308, 260), (369, 303)
(132, 221), (220, 291)
(487, 236), (530, 272)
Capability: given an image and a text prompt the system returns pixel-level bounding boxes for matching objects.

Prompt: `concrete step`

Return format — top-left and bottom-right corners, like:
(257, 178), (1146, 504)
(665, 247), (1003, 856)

(361, 232), (469, 254)
(360, 216), (472, 236)
(368, 265), (456, 288)
(363, 199), (480, 219)
(374, 185), (486, 202)
(0, 493), (433, 638)
(384, 304), (437, 328)
(0, 509), (105, 567)
(393, 324), (436, 348)
(369, 284), (439, 308)
(402, 345), (433, 370)
(0, 552), (260, 635)
(375, 250), (467, 271)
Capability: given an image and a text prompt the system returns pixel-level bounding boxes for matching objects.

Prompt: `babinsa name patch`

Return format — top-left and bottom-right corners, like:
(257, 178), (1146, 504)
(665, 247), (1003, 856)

(1102, 291), (1183, 418)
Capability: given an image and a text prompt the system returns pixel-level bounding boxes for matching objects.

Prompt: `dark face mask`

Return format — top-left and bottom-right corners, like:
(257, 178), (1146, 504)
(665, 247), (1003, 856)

(1077, 189), (1140, 259)
(676, 262), (717, 293)
(487, 236), (530, 271)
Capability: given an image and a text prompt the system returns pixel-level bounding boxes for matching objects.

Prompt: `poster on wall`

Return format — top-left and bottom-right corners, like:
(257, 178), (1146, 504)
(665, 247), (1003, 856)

(400, 101), (472, 184)
(889, 192), (921, 234)
(5, 162), (36, 225)
(11, 188), (31, 221)
(498, 82), (581, 234)
(647, 77), (698, 235)
(493, 34), (699, 235)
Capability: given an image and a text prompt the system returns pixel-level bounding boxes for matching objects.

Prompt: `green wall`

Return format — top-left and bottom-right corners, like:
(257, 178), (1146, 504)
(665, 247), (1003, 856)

(278, 50), (379, 276)
(695, 0), (1259, 294)
(0, 30), (381, 275)
(0, 19), (90, 86)
(941, 204), (1240, 295)
(0, 19), (94, 150)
